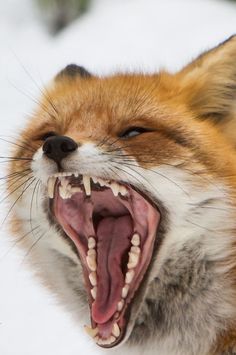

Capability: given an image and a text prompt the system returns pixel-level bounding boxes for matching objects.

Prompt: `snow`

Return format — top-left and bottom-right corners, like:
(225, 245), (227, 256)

(0, 0), (236, 353)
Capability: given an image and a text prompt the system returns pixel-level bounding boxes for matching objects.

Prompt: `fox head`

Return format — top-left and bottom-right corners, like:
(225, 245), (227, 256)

(7, 36), (236, 354)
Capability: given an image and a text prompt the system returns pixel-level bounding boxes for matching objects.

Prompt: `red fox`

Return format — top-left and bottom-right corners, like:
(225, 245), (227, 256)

(6, 36), (236, 354)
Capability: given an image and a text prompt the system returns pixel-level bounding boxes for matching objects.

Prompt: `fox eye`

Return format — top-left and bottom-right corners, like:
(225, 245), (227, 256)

(40, 132), (57, 141)
(119, 127), (151, 139)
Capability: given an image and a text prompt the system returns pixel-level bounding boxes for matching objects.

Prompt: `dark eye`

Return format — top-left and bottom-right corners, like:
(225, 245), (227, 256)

(40, 132), (57, 141)
(119, 127), (151, 139)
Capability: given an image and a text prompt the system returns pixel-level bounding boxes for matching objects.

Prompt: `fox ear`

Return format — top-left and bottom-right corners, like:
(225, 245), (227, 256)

(56, 64), (92, 80)
(178, 35), (236, 124)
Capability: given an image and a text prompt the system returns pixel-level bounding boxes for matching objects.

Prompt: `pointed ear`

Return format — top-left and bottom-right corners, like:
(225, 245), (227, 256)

(56, 64), (93, 80)
(177, 35), (236, 124)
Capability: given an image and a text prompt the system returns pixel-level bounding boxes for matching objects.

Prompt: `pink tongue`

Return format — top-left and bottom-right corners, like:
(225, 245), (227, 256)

(92, 215), (133, 324)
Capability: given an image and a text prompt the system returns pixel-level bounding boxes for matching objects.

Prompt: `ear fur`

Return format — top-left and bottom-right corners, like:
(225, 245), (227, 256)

(177, 35), (236, 122)
(176, 35), (236, 144)
(56, 64), (92, 80)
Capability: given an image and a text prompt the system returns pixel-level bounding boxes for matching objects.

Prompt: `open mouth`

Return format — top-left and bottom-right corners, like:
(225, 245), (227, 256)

(47, 172), (161, 348)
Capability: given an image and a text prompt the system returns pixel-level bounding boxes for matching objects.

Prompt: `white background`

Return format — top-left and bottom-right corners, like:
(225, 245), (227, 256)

(0, 0), (236, 354)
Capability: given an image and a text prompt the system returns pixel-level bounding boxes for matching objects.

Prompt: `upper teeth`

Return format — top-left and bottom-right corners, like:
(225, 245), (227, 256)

(47, 176), (56, 198)
(83, 175), (91, 196)
(47, 173), (128, 199)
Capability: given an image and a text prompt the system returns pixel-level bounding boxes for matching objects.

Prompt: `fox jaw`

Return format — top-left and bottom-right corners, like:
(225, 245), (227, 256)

(7, 36), (236, 354)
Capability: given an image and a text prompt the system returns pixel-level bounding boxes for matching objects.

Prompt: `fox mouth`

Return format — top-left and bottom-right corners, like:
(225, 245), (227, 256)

(47, 173), (161, 348)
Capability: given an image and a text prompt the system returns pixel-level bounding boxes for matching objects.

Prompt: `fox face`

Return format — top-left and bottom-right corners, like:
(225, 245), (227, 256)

(7, 36), (236, 354)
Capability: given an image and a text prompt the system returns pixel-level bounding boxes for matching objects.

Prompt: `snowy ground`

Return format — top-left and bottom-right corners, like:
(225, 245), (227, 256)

(0, 0), (236, 354)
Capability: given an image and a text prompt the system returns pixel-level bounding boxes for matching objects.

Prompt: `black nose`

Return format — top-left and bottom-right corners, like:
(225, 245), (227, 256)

(43, 136), (78, 163)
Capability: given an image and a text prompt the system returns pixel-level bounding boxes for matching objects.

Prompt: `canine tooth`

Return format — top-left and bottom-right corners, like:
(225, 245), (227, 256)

(110, 182), (120, 197)
(86, 255), (97, 271)
(117, 299), (124, 311)
(84, 325), (98, 338)
(122, 285), (129, 298)
(83, 175), (91, 196)
(127, 251), (140, 269)
(89, 272), (97, 286)
(131, 233), (140, 246)
(91, 286), (97, 299)
(112, 323), (120, 337)
(125, 269), (135, 284)
(47, 177), (56, 198)
(88, 237), (96, 249)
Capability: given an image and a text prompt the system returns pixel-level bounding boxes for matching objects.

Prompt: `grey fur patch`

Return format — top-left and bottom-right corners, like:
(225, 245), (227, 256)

(50, 249), (87, 304)
(128, 242), (230, 354)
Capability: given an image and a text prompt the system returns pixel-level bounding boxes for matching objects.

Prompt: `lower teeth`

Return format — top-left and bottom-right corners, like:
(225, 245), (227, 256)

(117, 299), (124, 311)
(84, 324), (119, 345)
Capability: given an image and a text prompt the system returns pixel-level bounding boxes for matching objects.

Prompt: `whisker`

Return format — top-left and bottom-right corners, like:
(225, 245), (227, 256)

(20, 228), (49, 266)
(0, 156), (32, 161)
(0, 134), (36, 151)
(187, 202), (233, 213)
(1, 171), (32, 191)
(0, 168), (31, 180)
(110, 164), (159, 196)
(0, 225), (40, 262)
(111, 159), (190, 197)
(9, 80), (55, 119)
(1, 177), (36, 226)
(16, 57), (59, 117)
(38, 81), (59, 118)
(35, 180), (42, 209)
(0, 176), (35, 205)
(29, 179), (41, 234)
(97, 136), (111, 148)
(0, 137), (35, 153)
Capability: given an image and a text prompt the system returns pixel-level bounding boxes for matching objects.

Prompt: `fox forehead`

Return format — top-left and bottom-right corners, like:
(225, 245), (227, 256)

(37, 72), (183, 128)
